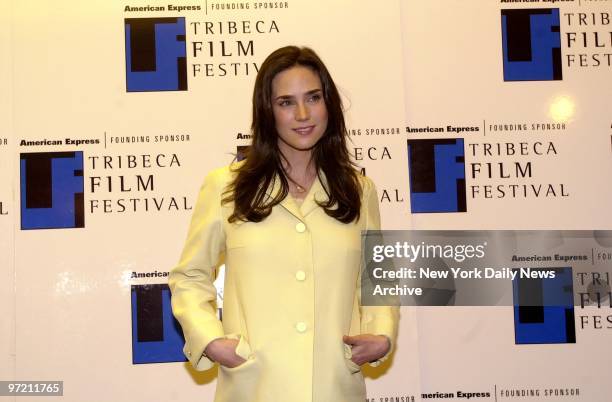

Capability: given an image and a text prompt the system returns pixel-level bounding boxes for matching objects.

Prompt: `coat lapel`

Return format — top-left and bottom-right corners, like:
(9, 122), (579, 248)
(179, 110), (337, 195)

(265, 174), (303, 221)
(300, 172), (329, 218)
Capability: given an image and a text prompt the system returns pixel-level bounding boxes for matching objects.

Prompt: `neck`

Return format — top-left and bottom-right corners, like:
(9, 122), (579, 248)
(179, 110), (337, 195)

(279, 147), (316, 180)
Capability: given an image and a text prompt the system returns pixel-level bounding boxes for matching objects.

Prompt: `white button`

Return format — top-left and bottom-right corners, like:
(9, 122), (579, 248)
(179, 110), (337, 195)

(295, 271), (306, 281)
(296, 322), (307, 333)
(295, 222), (306, 233)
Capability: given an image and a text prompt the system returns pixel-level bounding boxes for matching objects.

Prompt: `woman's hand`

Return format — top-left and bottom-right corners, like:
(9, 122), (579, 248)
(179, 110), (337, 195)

(343, 334), (390, 366)
(204, 338), (247, 368)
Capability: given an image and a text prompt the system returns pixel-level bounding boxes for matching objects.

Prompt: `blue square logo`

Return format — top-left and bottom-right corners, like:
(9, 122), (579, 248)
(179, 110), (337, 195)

(501, 9), (562, 81)
(20, 152), (84, 230)
(512, 268), (576, 344)
(407, 139), (466, 213)
(125, 18), (187, 92)
(237, 145), (249, 161)
(131, 284), (187, 364)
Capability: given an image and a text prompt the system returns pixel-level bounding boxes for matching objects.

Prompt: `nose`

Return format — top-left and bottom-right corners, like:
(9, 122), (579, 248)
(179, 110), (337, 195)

(295, 102), (309, 121)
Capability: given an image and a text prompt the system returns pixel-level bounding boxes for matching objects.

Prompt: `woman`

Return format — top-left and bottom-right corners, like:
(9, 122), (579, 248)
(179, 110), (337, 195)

(169, 46), (398, 402)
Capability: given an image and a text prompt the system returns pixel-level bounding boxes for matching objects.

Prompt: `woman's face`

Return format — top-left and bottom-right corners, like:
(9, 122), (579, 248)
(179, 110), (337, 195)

(271, 65), (328, 158)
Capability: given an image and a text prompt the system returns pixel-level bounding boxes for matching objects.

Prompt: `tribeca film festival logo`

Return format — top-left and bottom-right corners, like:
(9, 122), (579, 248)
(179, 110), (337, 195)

(20, 152), (85, 230)
(512, 267), (576, 345)
(501, 9), (563, 81)
(130, 267), (224, 364)
(131, 284), (186, 364)
(407, 139), (466, 214)
(125, 18), (187, 92)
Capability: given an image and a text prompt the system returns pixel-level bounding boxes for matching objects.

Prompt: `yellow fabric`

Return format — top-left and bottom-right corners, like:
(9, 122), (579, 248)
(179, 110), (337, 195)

(169, 164), (399, 402)
(293, 195), (305, 206)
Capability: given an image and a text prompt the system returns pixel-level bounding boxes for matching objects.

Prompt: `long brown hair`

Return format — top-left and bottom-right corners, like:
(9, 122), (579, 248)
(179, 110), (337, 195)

(223, 46), (361, 223)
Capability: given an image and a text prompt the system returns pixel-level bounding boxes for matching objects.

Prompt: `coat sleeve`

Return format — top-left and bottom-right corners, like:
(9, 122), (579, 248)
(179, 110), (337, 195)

(168, 169), (226, 371)
(359, 176), (400, 367)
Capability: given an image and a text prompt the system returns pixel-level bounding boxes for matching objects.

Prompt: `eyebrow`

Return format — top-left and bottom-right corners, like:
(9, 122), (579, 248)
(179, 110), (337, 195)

(274, 89), (322, 101)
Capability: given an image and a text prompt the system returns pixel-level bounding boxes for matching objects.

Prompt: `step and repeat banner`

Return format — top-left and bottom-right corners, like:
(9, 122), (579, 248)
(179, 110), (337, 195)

(1, 0), (611, 401)
(1, 0), (15, 386)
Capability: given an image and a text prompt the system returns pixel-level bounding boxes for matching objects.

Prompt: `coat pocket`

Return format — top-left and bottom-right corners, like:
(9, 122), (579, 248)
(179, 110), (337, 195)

(220, 334), (256, 372)
(343, 343), (362, 374)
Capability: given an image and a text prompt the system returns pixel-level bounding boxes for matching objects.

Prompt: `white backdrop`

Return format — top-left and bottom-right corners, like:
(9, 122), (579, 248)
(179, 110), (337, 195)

(2, 0), (611, 401)
(0, 0), (16, 386)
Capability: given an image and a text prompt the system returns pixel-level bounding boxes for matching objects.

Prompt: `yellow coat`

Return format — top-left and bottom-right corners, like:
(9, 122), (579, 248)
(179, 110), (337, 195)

(169, 164), (399, 402)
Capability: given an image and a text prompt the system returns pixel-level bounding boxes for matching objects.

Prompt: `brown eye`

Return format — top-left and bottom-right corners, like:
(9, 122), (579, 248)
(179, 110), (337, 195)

(308, 94), (322, 103)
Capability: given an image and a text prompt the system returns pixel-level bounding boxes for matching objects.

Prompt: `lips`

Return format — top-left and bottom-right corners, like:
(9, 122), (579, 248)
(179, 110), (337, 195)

(293, 125), (315, 135)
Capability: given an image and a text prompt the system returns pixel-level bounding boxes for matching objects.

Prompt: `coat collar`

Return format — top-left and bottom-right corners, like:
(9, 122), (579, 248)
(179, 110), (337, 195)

(265, 170), (329, 221)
